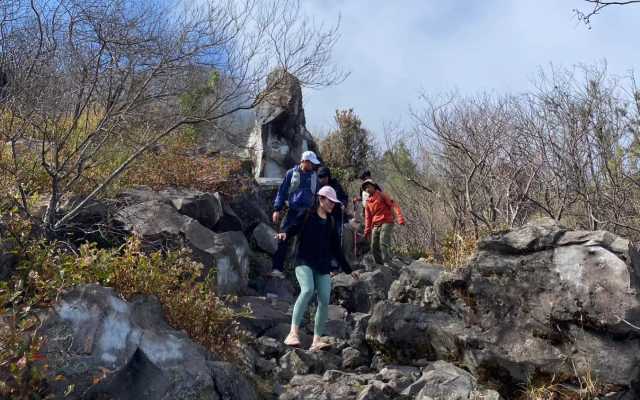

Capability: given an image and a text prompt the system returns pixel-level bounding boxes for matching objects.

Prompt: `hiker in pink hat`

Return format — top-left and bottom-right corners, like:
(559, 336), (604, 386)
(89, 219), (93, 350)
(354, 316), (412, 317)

(275, 185), (359, 352)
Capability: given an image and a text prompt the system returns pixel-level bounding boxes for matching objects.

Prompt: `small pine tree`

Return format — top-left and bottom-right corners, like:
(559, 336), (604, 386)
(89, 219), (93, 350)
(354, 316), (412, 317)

(320, 109), (375, 182)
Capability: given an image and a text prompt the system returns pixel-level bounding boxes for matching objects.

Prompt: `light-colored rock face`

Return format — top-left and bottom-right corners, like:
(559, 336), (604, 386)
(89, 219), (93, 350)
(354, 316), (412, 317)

(41, 284), (258, 400)
(199, 70), (317, 182)
(249, 70), (316, 180)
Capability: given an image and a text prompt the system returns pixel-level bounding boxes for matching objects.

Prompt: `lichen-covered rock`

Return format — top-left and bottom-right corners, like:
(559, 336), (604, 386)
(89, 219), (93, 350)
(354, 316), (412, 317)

(403, 361), (501, 400)
(387, 259), (443, 305)
(40, 284), (257, 400)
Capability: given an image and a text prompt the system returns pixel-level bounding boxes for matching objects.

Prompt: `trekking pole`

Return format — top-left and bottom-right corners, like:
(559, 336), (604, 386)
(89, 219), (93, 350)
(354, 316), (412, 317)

(354, 225), (357, 260)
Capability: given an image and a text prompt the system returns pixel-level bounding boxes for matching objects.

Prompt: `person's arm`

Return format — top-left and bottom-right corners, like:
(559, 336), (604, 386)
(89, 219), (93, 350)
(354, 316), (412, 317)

(330, 225), (352, 274)
(283, 210), (307, 237)
(381, 192), (405, 225)
(273, 170), (292, 212)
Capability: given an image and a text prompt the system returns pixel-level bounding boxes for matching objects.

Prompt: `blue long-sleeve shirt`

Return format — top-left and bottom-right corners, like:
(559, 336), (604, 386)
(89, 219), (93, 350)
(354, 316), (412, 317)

(273, 166), (317, 211)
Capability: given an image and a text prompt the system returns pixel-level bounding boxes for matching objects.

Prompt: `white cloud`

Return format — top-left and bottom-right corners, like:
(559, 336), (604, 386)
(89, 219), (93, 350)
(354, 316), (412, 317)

(300, 0), (640, 139)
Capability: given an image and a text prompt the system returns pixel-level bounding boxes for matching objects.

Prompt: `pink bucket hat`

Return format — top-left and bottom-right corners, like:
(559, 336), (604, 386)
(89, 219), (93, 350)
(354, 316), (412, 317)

(317, 186), (342, 205)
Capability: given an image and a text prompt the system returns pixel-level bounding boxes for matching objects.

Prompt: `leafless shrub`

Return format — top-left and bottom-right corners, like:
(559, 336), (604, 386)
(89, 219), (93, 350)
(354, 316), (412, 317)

(0, 0), (344, 236)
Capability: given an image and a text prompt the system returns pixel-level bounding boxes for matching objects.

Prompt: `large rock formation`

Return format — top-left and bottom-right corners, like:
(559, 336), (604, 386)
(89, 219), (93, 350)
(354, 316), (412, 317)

(248, 69), (318, 182)
(40, 284), (258, 400)
(367, 221), (640, 398)
(202, 69), (318, 184)
(114, 187), (250, 295)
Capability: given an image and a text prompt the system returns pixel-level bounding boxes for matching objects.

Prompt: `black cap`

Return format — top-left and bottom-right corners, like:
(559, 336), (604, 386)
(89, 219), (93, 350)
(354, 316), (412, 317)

(359, 170), (371, 180)
(318, 166), (331, 178)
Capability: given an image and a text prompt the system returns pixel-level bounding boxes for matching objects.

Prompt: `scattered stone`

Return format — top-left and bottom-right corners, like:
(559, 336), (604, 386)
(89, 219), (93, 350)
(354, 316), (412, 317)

(252, 222), (279, 255)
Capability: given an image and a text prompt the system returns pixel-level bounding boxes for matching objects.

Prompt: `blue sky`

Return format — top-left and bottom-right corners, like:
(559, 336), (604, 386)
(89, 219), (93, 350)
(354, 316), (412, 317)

(300, 1), (640, 138)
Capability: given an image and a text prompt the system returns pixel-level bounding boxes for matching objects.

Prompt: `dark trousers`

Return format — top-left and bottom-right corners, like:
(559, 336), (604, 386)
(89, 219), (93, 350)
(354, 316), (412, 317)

(272, 208), (308, 272)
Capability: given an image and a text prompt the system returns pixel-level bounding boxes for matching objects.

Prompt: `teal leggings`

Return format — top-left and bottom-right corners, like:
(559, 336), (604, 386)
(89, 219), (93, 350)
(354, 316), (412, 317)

(291, 265), (332, 336)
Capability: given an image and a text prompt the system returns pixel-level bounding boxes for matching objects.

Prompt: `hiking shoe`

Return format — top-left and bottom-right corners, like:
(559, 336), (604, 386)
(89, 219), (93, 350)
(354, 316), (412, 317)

(270, 270), (285, 279)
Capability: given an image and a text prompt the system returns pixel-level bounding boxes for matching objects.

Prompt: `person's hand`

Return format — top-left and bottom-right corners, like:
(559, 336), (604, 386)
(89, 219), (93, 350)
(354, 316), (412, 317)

(272, 211), (281, 224)
(275, 232), (287, 241)
(330, 271), (337, 277)
(399, 220), (406, 226)
(351, 271), (360, 279)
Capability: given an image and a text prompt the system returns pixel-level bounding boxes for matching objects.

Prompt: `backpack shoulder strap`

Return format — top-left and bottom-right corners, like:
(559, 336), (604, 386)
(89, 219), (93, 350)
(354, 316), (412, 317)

(310, 172), (317, 194)
(288, 166), (301, 196)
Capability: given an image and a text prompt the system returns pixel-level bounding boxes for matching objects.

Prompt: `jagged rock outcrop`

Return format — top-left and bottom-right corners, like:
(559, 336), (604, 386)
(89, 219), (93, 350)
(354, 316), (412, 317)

(367, 221), (640, 398)
(40, 284), (258, 400)
(248, 69), (319, 183)
(114, 187), (250, 295)
(331, 265), (398, 313)
(387, 259), (443, 306)
(200, 69), (318, 184)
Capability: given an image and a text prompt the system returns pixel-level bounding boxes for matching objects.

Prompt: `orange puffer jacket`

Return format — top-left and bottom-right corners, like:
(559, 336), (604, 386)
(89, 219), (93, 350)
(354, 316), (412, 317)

(364, 191), (405, 237)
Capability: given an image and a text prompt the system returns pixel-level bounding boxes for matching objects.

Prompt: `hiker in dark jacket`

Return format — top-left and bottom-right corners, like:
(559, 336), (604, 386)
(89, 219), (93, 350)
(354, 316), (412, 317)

(317, 166), (349, 238)
(271, 151), (321, 278)
(277, 186), (358, 352)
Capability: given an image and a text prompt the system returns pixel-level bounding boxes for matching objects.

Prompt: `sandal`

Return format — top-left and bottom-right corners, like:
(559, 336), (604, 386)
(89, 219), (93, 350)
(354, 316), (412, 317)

(284, 332), (301, 347)
(309, 340), (331, 352)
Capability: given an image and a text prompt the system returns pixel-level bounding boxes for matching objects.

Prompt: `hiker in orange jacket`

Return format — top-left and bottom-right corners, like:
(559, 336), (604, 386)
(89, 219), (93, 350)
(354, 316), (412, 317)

(362, 179), (405, 265)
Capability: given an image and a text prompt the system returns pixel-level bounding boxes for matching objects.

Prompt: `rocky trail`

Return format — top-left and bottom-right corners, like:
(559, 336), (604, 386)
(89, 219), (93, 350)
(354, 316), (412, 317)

(8, 70), (640, 399)
(32, 184), (640, 399)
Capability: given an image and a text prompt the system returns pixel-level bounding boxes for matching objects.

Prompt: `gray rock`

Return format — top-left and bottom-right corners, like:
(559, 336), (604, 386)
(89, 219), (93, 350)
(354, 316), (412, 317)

(159, 187), (223, 230)
(117, 185), (163, 204)
(278, 349), (341, 381)
(406, 361), (501, 400)
(375, 365), (421, 394)
(114, 200), (189, 245)
(115, 201), (250, 295)
(331, 273), (370, 313)
(249, 70), (318, 180)
(356, 384), (389, 400)
(40, 284), (257, 400)
(252, 222), (278, 255)
(262, 277), (296, 302)
(254, 336), (287, 359)
(366, 301), (466, 364)
(232, 296), (291, 336)
(212, 192), (244, 233)
(477, 218), (564, 254)
(332, 266), (397, 313)
(228, 189), (274, 234)
(388, 260), (443, 305)
(341, 347), (369, 370)
(323, 304), (350, 339)
(348, 313), (371, 349)
(461, 234), (640, 387)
